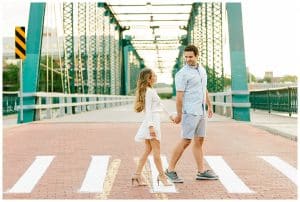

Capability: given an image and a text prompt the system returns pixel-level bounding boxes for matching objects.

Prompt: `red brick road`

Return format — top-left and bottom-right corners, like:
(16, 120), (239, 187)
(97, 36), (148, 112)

(3, 121), (297, 199)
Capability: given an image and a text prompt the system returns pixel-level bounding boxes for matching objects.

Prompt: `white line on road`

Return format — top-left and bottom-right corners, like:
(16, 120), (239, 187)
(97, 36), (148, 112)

(79, 155), (110, 193)
(7, 155), (55, 193)
(148, 155), (177, 193)
(259, 156), (298, 185)
(204, 156), (254, 193)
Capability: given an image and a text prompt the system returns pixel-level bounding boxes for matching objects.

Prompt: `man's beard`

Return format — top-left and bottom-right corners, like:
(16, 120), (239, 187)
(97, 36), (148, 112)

(188, 61), (196, 66)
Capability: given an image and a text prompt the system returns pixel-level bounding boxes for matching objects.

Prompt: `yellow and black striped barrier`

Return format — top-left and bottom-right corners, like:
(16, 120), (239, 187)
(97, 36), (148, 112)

(15, 26), (26, 59)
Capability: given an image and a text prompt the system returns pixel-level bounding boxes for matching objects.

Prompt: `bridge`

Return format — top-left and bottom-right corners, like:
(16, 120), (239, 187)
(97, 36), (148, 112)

(2, 1), (298, 200)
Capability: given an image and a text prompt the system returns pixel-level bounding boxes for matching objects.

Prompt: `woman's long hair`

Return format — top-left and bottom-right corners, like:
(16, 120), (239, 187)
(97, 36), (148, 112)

(134, 68), (153, 112)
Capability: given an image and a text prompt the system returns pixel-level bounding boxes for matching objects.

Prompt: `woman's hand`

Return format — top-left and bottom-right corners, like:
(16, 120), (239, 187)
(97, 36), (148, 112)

(149, 126), (156, 137)
(169, 115), (175, 122)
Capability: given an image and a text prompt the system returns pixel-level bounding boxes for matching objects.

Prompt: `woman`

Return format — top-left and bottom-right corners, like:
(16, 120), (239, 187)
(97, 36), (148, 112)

(132, 68), (173, 186)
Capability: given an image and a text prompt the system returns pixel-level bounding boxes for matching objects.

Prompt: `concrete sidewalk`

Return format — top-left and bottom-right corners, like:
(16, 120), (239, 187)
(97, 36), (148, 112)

(3, 100), (298, 141)
(249, 109), (297, 141)
(3, 100), (297, 141)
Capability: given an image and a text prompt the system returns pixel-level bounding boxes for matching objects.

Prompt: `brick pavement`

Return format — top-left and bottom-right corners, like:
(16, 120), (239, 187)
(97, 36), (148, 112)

(3, 119), (297, 199)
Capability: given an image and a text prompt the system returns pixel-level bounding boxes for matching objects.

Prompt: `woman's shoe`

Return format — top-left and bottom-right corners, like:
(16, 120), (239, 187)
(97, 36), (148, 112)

(157, 173), (172, 186)
(131, 173), (147, 186)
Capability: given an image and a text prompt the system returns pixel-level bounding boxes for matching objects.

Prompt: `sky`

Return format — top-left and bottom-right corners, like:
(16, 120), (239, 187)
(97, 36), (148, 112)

(1, 0), (300, 84)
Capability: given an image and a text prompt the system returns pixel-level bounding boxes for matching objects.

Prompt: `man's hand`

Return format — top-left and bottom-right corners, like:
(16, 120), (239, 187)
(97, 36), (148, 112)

(207, 107), (213, 118)
(174, 114), (182, 124)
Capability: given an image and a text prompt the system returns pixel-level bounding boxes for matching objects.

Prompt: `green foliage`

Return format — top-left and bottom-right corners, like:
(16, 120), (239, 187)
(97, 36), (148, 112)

(248, 73), (256, 82)
(224, 76), (231, 87)
(3, 57), (64, 92)
(3, 63), (19, 91)
(280, 75), (297, 83)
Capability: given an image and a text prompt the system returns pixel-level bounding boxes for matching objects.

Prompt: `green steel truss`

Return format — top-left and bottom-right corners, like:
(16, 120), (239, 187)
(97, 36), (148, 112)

(122, 36), (145, 95)
(19, 2), (143, 122)
(78, 3), (88, 94)
(62, 3), (75, 94)
(173, 2), (250, 121)
(175, 3), (224, 93)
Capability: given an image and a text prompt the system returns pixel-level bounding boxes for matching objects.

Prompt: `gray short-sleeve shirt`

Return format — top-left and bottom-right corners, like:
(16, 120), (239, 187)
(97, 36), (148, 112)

(175, 64), (207, 115)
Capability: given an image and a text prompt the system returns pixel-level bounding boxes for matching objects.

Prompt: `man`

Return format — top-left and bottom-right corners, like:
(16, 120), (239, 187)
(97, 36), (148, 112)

(165, 45), (218, 183)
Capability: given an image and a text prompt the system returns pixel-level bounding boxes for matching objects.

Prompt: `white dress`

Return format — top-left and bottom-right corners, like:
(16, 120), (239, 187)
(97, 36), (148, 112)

(135, 87), (170, 142)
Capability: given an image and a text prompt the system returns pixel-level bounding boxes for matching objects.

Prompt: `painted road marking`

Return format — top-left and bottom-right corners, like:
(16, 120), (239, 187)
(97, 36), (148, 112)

(259, 156), (297, 185)
(7, 156), (55, 193)
(205, 156), (254, 193)
(79, 155), (110, 193)
(148, 155), (177, 193)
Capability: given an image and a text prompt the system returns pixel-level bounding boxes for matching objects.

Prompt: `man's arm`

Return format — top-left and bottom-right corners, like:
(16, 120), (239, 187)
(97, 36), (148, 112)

(175, 91), (184, 124)
(206, 90), (213, 118)
(206, 90), (212, 108)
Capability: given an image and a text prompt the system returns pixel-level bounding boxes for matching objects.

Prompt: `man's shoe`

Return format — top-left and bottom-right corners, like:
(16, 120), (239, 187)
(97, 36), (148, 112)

(196, 170), (219, 180)
(165, 169), (184, 183)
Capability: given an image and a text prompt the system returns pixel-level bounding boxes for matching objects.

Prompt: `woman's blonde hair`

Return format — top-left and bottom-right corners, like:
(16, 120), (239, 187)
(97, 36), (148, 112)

(134, 68), (153, 112)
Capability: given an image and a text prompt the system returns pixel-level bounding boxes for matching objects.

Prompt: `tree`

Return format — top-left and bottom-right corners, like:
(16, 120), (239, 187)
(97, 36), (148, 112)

(248, 73), (256, 83)
(3, 63), (19, 91)
(280, 75), (297, 83)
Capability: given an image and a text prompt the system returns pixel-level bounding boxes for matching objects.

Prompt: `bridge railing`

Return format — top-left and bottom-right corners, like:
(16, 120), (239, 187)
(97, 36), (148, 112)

(3, 91), (19, 115)
(249, 86), (297, 116)
(3, 92), (135, 120)
(209, 87), (298, 117)
(209, 91), (251, 118)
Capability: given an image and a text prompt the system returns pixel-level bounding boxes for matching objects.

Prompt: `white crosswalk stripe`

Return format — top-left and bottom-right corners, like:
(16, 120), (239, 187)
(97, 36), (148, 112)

(79, 155), (111, 193)
(204, 156), (255, 193)
(5, 154), (298, 195)
(7, 155), (55, 193)
(259, 156), (298, 185)
(148, 155), (177, 193)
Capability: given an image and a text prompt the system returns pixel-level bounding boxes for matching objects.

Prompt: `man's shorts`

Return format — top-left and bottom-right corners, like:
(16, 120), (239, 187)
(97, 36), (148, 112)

(181, 113), (207, 139)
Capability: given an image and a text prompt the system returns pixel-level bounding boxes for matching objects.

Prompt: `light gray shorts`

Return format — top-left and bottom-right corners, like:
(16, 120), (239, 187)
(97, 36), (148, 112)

(181, 113), (207, 139)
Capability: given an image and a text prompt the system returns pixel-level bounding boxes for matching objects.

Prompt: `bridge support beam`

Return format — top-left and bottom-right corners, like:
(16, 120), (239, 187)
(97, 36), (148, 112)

(17, 3), (46, 123)
(226, 3), (250, 121)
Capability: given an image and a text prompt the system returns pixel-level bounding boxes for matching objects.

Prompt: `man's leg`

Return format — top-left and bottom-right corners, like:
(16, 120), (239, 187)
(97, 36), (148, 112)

(194, 118), (218, 180)
(165, 138), (190, 183)
(192, 137), (205, 173)
(168, 138), (191, 171)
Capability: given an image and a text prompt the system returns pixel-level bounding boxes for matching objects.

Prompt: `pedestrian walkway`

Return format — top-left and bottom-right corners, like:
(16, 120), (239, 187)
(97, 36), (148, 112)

(249, 109), (298, 141)
(3, 99), (297, 199)
(3, 100), (297, 141)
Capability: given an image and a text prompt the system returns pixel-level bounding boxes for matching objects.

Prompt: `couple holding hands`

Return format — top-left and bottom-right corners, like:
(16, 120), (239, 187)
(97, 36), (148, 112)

(132, 45), (218, 187)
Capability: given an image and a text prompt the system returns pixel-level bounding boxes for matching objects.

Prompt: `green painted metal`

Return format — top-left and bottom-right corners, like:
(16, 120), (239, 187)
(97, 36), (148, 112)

(16, 2), (138, 123)
(122, 43), (129, 95)
(226, 3), (250, 121)
(114, 26), (121, 95)
(122, 36), (144, 95)
(104, 10), (111, 94)
(109, 17), (116, 95)
(63, 3), (75, 94)
(173, 2), (224, 93)
(96, 6), (103, 94)
(78, 3), (88, 94)
(87, 3), (97, 94)
(250, 87), (298, 116)
(63, 3), (77, 114)
(98, 3), (106, 94)
(17, 3), (45, 123)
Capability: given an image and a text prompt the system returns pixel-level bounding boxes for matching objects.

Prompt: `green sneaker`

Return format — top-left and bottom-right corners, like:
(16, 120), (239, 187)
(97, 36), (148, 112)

(165, 169), (184, 183)
(196, 170), (219, 180)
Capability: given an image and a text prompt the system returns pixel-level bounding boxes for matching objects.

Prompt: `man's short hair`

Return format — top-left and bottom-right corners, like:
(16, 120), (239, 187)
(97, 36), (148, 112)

(184, 45), (199, 56)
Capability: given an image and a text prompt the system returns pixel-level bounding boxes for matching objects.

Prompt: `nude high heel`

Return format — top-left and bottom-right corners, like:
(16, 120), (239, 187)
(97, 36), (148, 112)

(131, 173), (147, 186)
